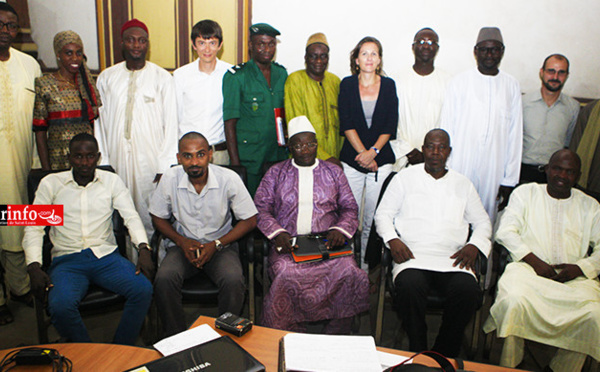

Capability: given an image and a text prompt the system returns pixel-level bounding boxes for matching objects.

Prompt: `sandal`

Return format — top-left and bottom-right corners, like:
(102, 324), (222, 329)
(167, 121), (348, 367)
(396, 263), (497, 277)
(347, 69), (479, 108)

(0, 305), (14, 326)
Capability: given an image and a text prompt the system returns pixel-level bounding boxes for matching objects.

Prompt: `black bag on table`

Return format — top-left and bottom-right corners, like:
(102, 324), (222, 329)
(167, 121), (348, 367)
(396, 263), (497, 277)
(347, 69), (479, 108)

(384, 350), (466, 372)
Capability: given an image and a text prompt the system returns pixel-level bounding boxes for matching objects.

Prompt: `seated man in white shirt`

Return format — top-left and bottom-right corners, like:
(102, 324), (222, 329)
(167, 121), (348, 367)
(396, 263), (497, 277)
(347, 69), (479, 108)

(23, 133), (154, 345)
(375, 129), (492, 357)
(150, 131), (257, 337)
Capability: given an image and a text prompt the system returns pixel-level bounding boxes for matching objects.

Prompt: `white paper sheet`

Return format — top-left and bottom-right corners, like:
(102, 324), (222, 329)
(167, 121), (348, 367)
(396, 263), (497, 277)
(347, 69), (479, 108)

(153, 324), (221, 356)
(283, 333), (381, 372)
(377, 350), (411, 370)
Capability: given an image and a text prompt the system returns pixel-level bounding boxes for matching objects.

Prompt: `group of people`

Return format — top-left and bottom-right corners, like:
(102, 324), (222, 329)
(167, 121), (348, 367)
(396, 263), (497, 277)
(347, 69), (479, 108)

(1, 2), (599, 370)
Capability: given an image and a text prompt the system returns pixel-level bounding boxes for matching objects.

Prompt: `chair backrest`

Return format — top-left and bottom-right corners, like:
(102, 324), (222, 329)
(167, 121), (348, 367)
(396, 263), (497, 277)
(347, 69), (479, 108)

(222, 164), (248, 187)
(261, 160), (283, 179)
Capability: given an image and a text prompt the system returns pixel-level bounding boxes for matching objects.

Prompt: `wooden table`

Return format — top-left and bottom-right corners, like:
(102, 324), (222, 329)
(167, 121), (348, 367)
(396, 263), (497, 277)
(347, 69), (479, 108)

(189, 316), (520, 372)
(0, 316), (521, 371)
(0, 343), (160, 371)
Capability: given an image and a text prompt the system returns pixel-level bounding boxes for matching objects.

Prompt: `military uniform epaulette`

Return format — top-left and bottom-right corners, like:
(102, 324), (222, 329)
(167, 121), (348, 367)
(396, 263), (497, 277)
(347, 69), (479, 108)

(228, 63), (246, 74)
(272, 61), (286, 69)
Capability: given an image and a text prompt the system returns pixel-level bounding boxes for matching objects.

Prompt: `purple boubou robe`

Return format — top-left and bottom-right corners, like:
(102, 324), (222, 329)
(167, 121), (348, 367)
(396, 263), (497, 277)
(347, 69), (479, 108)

(255, 159), (369, 331)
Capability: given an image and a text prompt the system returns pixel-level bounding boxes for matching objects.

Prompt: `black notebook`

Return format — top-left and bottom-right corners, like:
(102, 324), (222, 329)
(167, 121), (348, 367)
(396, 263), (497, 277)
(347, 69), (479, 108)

(124, 335), (265, 372)
(291, 235), (353, 263)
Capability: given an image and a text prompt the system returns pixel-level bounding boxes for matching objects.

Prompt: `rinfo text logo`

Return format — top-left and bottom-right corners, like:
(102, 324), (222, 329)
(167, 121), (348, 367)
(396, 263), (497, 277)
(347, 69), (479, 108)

(0, 205), (63, 226)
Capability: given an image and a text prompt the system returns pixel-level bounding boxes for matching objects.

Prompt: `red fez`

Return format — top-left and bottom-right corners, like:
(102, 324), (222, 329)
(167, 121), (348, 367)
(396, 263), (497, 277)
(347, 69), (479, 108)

(121, 19), (149, 37)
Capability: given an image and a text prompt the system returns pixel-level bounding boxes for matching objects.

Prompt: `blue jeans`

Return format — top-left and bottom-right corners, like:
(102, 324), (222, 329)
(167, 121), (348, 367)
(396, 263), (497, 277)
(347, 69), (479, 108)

(48, 249), (153, 345)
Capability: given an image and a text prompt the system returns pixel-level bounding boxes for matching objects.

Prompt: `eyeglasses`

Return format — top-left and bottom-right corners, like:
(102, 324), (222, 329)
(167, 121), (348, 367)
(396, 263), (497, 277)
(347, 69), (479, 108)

(413, 39), (438, 46)
(290, 142), (317, 151)
(475, 46), (504, 55)
(0, 21), (19, 32)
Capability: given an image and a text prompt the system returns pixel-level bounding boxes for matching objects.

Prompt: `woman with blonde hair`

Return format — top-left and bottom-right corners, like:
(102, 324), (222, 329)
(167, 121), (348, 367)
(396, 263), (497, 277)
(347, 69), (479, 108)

(338, 36), (398, 270)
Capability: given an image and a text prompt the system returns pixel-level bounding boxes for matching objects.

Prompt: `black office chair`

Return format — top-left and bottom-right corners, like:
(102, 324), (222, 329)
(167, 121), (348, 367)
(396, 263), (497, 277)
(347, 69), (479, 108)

(150, 165), (256, 327)
(371, 172), (487, 359)
(374, 244), (486, 357)
(28, 166), (130, 344)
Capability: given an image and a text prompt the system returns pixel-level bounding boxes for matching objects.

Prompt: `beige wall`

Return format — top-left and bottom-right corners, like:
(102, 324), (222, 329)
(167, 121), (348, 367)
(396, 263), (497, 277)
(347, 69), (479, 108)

(254, 0), (600, 99)
(28, 0), (242, 71)
(25, 0), (600, 98)
(132, 0), (177, 68)
(29, 0), (99, 70)
(192, 0), (238, 65)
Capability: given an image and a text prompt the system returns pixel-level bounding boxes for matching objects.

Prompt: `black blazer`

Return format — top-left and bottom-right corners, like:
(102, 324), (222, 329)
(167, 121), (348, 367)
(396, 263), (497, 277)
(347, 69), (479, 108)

(338, 74), (398, 173)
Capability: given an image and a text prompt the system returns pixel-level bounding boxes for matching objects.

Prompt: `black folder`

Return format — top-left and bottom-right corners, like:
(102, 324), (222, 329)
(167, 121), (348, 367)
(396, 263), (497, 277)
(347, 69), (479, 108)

(291, 235), (353, 263)
(124, 335), (265, 372)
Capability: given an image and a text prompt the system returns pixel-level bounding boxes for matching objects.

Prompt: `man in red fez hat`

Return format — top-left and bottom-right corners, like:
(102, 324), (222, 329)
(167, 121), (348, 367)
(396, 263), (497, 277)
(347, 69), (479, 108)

(94, 19), (178, 258)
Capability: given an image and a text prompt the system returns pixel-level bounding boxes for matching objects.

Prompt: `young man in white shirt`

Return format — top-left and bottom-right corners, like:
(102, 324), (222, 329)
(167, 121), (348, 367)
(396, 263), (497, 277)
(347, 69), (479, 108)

(24, 133), (154, 345)
(174, 20), (231, 165)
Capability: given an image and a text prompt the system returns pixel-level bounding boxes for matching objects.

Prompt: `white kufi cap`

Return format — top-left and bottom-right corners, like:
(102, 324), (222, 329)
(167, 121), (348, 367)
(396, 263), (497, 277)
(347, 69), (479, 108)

(288, 116), (316, 140)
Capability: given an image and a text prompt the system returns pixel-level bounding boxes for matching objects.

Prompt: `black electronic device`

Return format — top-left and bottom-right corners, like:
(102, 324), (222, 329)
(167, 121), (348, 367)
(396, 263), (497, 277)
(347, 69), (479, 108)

(14, 349), (54, 365)
(215, 312), (253, 337)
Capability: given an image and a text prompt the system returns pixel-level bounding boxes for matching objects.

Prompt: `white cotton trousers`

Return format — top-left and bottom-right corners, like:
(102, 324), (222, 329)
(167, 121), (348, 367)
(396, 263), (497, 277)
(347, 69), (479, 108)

(342, 162), (392, 270)
(500, 335), (587, 372)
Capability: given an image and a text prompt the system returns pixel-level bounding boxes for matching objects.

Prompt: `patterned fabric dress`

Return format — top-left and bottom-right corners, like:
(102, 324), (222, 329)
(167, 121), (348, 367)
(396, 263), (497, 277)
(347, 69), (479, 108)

(255, 159), (370, 331)
(32, 74), (93, 170)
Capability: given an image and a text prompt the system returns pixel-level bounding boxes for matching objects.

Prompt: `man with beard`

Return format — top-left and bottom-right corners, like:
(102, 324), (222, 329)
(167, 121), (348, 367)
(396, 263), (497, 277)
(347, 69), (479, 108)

(150, 132), (257, 337)
(391, 27), (450, 170)
(284, 33), (342, 165)
(0, 2), (41, 325)
(520, 54), (579, 184)
(95, 19), (178, 246)
(441, 27), (522, 222)
(223, 23), (288, 195)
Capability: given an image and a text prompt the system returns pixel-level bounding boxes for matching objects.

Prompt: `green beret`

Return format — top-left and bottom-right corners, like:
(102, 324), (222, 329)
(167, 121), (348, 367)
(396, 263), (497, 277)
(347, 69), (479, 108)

(249, 23), (280, 38)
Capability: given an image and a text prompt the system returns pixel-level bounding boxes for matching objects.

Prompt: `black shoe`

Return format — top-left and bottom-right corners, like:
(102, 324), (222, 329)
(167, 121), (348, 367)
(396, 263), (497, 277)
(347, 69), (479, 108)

(10, 291), (34, 308)
(0, 305), (14, 326)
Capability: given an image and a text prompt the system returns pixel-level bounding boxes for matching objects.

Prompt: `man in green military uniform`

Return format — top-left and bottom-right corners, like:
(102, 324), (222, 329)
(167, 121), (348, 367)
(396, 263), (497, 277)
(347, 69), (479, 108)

(223, 23), (288, 194)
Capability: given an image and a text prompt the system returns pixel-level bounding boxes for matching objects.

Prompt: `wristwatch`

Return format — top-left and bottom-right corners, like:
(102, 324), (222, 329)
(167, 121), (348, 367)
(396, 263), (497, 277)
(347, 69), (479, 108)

(214, 239), (224, 251)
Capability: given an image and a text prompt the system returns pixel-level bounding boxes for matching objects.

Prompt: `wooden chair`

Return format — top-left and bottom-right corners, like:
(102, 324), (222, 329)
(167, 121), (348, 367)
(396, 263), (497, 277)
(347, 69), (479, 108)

(28, 166), (130, 344)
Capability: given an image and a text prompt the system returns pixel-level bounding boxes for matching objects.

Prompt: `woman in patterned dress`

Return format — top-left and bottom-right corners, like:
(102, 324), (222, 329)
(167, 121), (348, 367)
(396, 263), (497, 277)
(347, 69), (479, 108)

(33, 30), (100, 170)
